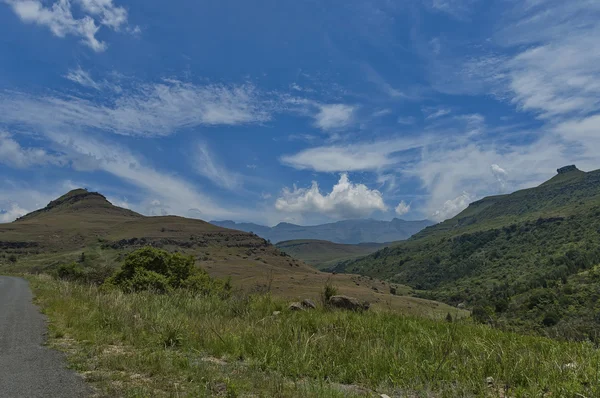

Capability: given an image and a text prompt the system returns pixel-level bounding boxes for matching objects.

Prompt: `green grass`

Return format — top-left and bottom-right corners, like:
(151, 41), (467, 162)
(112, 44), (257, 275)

(29, 275), (600, 397)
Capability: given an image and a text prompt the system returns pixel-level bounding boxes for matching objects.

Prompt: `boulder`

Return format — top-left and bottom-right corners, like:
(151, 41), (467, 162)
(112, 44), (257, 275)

(328, 295), (370, 311)
(288, 302), (304, 311)
(301, 299), (317, 309)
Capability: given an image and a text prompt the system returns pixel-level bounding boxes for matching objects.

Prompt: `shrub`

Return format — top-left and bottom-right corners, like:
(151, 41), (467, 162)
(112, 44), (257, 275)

(320, 279), (338, 307)
(105, 247), (230, 295)
(8, 254), (17, 263)
(56, 262), (85, 282)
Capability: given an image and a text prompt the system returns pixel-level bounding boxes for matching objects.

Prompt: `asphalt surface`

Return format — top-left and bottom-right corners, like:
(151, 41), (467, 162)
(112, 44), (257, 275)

(0, 276), (90, 398)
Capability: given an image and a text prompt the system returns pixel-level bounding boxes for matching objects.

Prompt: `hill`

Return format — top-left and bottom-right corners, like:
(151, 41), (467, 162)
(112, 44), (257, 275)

(0, 189), (457, 317)
(335, 166), (600, 340)
(276, 239), (387, 270)
(211, 218), (433, 244)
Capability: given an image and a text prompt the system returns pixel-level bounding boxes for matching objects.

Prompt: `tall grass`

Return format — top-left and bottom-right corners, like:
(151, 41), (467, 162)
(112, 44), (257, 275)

(30, 275), (600, 397)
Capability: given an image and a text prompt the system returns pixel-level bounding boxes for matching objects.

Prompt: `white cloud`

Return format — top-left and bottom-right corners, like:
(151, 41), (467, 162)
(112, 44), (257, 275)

(425, 0), (479, 20)
(77, 0), (127, 30)
(280, 136), (430, 172)
(314, 104), (356, 131)
(0, 81), (271, 137)
(491, 163), (508, 191)
(0, 183), (69, 223)
(397, 116), (416, 125)
(65, 67), (101, 90)
(193, 142), (242, 191)
(45, 131), (244, 220)
(64, 67), (121, 91)
(0, 132), (66, 168)
(3, 0), (132, 51)
(431, 192), (473, 221)
(275, 173), (387, 219)
(0, 203), (28, 223)
(395, 201), (411, 216)
(423, 106), (452, 120)
(373, 108), (392, 118)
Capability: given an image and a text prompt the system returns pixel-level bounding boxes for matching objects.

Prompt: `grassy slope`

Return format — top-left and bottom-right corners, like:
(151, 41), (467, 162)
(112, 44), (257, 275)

(30, 275), (600, 398)
(276, 239), (386, 269)
(337, 168), (600, 339)
(0, 189), (456, 317)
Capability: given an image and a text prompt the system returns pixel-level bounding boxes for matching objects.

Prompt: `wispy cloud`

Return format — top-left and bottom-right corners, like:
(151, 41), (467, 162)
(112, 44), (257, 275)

(193, 142), (242, 191)
(45, 131), (244, 219)
(64, 67), (121, 92)
(0, 81), (271, 137)
(275, 173), (387, 219)
(424, 0), (480, 20)
(280, 136), (429, 172)
(0, 132), (67, 168)
(3, 0), (135, 51)
(423, 106), (452, 120)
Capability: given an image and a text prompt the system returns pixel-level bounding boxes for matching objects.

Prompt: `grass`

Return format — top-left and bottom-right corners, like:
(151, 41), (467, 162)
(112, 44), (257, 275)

(29, 274), (600, 397)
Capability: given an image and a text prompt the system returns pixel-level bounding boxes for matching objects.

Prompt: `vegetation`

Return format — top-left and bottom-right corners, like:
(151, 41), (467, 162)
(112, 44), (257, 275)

(104, 247), (230, 296)
(276, 240), (385, 270)
(30, 274), (600, 397)
(336, 168), (600, 340)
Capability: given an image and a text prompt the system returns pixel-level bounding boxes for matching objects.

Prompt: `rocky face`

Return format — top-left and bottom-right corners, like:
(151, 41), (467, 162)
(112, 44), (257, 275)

(557, 165), (579, 174)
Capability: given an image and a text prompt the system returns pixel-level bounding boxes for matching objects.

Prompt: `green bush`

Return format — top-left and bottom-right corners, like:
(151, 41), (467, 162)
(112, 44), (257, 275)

(105, 247), (230, 296)
(56, 262), (85, 282)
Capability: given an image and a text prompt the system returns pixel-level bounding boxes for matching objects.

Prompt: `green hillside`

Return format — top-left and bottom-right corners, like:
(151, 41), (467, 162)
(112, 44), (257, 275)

(276, 239), (386, 269)
(335, 166), (600, 340)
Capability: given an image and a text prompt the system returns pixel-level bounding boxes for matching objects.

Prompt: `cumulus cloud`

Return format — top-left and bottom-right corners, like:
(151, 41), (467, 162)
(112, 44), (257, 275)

(0, 81), (271, 137)
(3, 0), (133, 51)
(395, 201), (411, 216)
(193, 142), (242, 191)
(0, 132), (67, 168)
(491, 163), (508, 191)
(275, 173), (387, 219)
(314, 104), (356, 131)
(431, 191), (473, 221)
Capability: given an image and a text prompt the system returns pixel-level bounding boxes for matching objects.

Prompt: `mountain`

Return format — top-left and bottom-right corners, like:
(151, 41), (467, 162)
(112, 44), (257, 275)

(276, 239), (386, 270)
(0, 189), (457, 316)
(334, 165), (600, 340)
(211, 218), (434, 244)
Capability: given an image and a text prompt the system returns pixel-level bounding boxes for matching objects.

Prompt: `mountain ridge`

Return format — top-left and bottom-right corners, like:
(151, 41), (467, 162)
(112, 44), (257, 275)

(211, 218), (434, 244)
(335, 165), (600, 340)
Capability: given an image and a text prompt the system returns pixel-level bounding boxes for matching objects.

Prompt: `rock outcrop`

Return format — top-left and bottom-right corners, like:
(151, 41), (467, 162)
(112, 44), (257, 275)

(557, 165), (579, 174)
(328, 295), (370, 311)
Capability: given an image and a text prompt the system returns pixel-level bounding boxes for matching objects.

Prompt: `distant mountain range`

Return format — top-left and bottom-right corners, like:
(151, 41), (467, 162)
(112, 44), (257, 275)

(210, 218), (434, 244)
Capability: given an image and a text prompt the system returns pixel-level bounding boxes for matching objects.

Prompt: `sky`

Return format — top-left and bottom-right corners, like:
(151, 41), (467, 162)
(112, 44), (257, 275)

(0, 0), (599, 226)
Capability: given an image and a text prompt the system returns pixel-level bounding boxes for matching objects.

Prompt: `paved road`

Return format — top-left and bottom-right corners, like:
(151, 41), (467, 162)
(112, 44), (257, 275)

(0, 276), (90, 398)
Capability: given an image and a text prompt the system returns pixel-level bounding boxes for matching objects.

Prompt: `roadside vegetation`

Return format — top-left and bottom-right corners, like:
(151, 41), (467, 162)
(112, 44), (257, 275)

(26, 247), (600, 397)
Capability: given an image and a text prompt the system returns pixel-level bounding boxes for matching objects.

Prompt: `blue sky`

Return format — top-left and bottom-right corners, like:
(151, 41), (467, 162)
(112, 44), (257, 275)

(0, 0), (599, 226)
